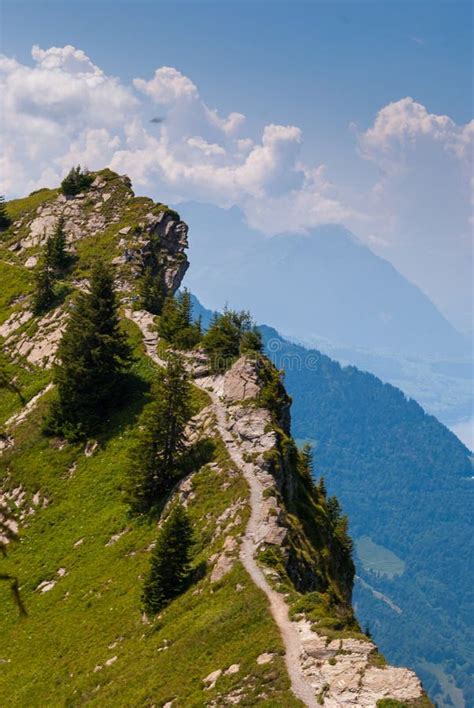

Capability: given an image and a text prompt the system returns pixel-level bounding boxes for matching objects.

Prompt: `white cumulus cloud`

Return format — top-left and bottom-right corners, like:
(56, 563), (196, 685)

(0, 45), (138, 194)
(1, 46), (351, 233)
(354, 97), (473, 331)
(1, 47), (471, 330)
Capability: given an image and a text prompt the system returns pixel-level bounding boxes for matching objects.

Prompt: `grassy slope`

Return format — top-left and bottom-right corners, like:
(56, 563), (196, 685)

(0, 325), (301, 706)
(1, 181), (428, 707)
(0, 187), (300, 706)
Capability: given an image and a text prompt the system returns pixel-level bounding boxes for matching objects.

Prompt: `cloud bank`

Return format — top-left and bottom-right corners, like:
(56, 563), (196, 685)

(0, 46), (353, 233)
(1, 46), (472, 331)
(355, 97), (473, 332)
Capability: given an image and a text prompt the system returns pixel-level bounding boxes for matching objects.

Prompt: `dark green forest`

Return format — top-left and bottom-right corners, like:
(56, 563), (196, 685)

(258, 324), (473, 707)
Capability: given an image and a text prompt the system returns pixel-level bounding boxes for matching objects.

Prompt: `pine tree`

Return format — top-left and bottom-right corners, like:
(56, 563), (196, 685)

(158, 294), (180, 342)
(61, 165), (93, 196)
(45, 217), (68, 273)
(46, 260), (130, 438)
(299, 443), (314, 481)
(142, 503), (193, 615)
(158, 290), (201, 349)
(32, 258), (55, 315)
(174, 289), (201, 349)
(202, 308), (260, 372)
(317, 476), (327, 498)
(139, 266), (165, 315)
(327, 494), (341, 524)
(0, 195), (11, 229)
(127, 354), (191, 514)
(177, 289), (192, 329)
(240, 327), (263, 357)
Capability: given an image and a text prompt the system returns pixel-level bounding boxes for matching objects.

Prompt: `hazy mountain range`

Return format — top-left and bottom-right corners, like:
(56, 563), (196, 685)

(191, 294), (474, 706)
(180, 201), (473, 433)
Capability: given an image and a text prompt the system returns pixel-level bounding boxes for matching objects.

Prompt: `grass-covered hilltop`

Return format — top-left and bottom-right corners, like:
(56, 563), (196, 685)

(0, 169), (429, 706)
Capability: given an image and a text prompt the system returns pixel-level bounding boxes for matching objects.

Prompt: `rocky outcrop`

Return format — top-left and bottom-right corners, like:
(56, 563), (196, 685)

(297, 620), (423, 707)
(127, 305), (427, 707)
(8, 169), (189, 297)
(2, 171), (189, 371)
(14, 175), (130, 249)
(112, 208), (189, 292)
(193, 356), (426, 707)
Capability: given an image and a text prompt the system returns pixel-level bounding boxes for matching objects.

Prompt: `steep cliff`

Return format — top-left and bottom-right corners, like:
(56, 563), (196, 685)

(0, 171), (428, 706)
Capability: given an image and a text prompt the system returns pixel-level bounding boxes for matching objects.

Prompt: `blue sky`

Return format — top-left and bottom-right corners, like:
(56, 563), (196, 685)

(3, 1), (471, 166)
(1, 0), (472, 330)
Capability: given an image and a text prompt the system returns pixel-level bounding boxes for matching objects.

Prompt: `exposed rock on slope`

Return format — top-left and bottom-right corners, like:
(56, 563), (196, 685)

(1, 169), (188, 371)
(131, 311), (427, 707)
(6, 168), (188, 296)
(206, 358), (425, 706)
(0, 172), (429, 706)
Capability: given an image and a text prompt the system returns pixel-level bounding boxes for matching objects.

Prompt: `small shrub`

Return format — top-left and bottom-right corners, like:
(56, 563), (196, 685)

(202, 308), (261, 373)
(0, 195), (12, 228)
(61, 165), (93, 197)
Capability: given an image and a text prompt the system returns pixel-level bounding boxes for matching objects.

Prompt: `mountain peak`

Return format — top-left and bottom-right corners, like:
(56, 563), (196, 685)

(0, 172), (429, 706)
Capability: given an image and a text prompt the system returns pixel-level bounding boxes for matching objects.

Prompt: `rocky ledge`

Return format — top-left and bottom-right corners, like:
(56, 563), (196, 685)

(8, 169), (189, 294)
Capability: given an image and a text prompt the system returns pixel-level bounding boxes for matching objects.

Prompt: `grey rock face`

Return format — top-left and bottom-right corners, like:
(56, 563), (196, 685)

(15, 170), (189, 301)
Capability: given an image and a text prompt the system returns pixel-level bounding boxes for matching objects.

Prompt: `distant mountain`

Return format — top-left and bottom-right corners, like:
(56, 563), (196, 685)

(191, 295), (474, 707)
(180, 201), (473, 435)
(180, 201), (469, 360)
(266, 326), (474, 708)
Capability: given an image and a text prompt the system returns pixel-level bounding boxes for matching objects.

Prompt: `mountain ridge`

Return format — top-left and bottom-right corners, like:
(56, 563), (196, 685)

(190, 295), (473, 706)
(0, 170), (429, 706)
(179, 201), (469, 359)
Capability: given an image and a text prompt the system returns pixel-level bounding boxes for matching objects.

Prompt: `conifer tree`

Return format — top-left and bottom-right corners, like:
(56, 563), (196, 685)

(299, 443), (314, 481)
(158, 290), (201, 349)
(47, 259), (130, 438)
(202, 308), (261, 373)
(158, 294), (180, 342)
(174, 289), (201, 349)
(45, 217), (68, 273)
(142, 503), (193, 615)
(326, 495), (352, 554)
(32, 258), (55, 315)
(317, 476), (327, 498)
(0, 195), (11, 228)
(239, 327), (263, 357)
(327, 494), (341, 524)
(61, 166), (93, 196)
(178, 289), (192, 328)
(139, 266), (165, 315)
(127, 354), (191, 514)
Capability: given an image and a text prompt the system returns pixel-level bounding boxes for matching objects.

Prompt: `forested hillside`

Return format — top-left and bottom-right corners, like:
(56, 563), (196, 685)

(258, 325), (474, 707)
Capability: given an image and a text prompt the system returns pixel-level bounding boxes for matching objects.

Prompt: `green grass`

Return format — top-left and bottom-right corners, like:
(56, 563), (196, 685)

(0, 357), (50, 426)
(5, 188), (59, 222)
(0, 261), (34, 323)
(0, 330), (301, 706)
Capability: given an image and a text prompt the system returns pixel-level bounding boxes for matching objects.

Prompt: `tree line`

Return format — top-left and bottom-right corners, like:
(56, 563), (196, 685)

(41, 259), (198, 614)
